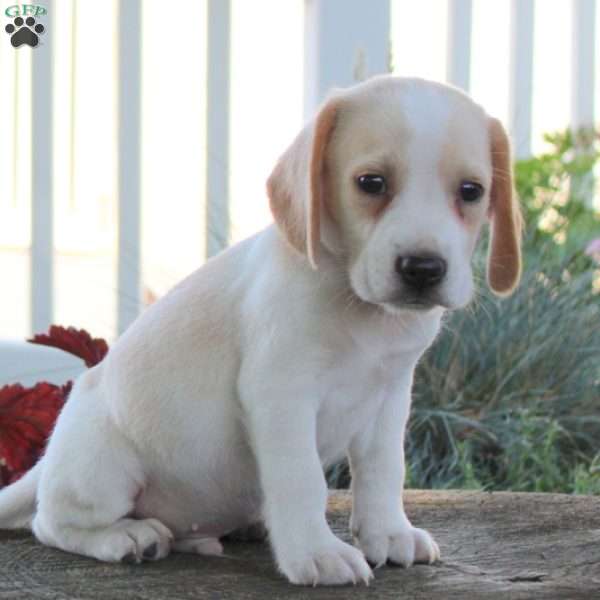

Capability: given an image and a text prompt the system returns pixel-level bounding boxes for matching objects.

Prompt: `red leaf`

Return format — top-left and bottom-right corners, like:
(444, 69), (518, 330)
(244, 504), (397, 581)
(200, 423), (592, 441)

(28, 325), (108, 368)
(0, 383), (68, 478)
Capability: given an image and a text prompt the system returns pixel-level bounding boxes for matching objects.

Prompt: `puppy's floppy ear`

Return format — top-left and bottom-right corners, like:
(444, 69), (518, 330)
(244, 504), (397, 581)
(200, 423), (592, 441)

(487, 118), (523, 296)
(266, 99), (339, 268)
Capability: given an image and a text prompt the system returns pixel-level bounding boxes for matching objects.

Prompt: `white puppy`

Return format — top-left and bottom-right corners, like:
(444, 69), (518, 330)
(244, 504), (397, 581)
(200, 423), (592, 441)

(0, 76), (521, 586)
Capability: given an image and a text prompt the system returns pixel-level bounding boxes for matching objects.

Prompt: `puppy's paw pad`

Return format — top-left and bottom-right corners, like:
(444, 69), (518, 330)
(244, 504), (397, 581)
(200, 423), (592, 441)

(282, 540), (373, 586)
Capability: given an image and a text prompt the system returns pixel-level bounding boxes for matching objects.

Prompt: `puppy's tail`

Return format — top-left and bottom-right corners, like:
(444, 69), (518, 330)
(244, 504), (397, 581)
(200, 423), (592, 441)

(0, 460), (42, 530)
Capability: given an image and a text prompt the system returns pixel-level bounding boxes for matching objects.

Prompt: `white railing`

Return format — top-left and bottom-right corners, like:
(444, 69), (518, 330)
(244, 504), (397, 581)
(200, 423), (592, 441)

(509, 0), (535, 159)
(572, 0), (597, 129)
(117, 0), (142, 334)
(31, 0), (54, 334)
(0, 0), (597, 385)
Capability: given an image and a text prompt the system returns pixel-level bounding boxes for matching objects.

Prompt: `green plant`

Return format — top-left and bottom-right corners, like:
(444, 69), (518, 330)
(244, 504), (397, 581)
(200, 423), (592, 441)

(406, 240), (599, 492)
(516, 128), (600, 268)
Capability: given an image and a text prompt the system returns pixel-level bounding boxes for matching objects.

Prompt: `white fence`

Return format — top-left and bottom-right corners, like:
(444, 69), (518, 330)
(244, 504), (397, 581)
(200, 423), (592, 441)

(0, 0), (598, 384)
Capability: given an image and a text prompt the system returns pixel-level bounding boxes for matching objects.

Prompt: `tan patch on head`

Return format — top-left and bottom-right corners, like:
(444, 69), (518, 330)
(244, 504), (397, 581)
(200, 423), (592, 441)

(267, 131), (311, 257)
(266, 99), (339, 267)
(487, 118), (522, 295)
(346, 161), (399, 222)
(307, 101), (339, 267)
(435, 99), (492, 234)
(360, 189), (395, 221)
(323, 86), (413, 256)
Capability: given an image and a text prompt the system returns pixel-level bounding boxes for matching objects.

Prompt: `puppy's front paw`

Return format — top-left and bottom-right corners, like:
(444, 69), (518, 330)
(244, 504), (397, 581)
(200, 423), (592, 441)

(356, 525), (440, 568)
(278, 536), (373, 586)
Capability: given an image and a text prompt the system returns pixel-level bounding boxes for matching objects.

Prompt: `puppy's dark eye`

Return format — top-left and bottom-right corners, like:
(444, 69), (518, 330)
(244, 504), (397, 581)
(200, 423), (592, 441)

(459, 180), (484, 203)
(357, 174), (387, 195)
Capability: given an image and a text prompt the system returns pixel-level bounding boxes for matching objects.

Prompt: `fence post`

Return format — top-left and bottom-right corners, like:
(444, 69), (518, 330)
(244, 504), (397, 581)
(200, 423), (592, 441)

(508, 0), (534, 159)
(571, 0), (596, 131)
(446, 0), (472, 91)
(117, 0), (142, 334)
(205, 0), (231, 258)
(304, 0), (390, 119)
(31, 0), (54, 335)
(571, 0), (596, 206)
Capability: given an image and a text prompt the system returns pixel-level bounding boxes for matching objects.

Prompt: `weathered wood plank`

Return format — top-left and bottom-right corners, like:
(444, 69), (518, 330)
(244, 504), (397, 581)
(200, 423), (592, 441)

(0, 490), (598, 598)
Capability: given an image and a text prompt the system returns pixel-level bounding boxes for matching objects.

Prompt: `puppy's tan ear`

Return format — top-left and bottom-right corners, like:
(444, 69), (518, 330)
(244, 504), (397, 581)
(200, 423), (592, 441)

(266, 99), (339, 268)
(487, 118), (523, 296)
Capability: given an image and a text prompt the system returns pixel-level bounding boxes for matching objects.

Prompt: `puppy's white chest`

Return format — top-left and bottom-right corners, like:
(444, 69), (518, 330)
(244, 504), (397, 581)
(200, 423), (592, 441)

(312, 312), (438, 467)
(315, 351), (397, 467)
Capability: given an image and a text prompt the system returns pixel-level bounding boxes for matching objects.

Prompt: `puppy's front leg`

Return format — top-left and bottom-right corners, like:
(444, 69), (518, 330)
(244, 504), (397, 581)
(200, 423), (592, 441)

(245, 397), (372, 586)
(348, 375), (440, 568)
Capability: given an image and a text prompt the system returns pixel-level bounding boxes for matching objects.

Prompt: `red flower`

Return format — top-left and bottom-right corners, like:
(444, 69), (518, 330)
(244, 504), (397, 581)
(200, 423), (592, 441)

(0, 326), (107, 484)
(0, 383), (68, 480)
(29, 325), (108, 368)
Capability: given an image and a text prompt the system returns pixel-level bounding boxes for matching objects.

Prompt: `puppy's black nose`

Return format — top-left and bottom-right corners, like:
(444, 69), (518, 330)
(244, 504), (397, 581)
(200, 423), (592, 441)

(395, 255), (447, 288)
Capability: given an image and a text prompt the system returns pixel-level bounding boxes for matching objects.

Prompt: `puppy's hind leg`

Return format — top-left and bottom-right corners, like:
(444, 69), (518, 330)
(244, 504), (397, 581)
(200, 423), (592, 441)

(32, 378), (173, 564)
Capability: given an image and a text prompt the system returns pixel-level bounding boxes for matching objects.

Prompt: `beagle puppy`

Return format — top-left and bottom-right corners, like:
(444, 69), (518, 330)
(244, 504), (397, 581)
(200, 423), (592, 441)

(0, 76), (521, 586)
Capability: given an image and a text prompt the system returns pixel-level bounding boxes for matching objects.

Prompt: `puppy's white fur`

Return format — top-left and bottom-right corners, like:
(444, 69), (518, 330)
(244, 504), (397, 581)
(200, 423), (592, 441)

(0, 77), (521, 586)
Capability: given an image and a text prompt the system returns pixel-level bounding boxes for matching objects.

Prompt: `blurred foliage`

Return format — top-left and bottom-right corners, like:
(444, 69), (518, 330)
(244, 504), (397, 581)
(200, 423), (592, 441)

(327, 127), (600, 494)
(516, 128), (600, 266)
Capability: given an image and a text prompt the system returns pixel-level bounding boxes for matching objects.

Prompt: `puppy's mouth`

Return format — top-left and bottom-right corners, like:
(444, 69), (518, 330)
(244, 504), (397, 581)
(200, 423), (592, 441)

(349, 289), (449, 314)
(379, 291), (451, 313)
(382, 300), (441, 314)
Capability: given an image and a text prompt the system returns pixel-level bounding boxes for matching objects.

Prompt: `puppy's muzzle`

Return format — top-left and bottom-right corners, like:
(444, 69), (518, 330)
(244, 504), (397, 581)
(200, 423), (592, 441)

(395, 255), (447, 289)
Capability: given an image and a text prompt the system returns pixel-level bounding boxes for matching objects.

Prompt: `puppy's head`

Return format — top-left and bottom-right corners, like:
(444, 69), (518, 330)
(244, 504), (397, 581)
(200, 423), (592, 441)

(267, 76), (522, 313)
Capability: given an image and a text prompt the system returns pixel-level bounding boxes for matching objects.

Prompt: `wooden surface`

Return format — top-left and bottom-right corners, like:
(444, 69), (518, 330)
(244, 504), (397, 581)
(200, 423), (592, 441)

(0, 490), (599, 599)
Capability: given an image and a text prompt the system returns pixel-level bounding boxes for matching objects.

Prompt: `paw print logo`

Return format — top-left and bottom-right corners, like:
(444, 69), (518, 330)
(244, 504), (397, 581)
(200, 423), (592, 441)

(5, 16), (45, 48)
